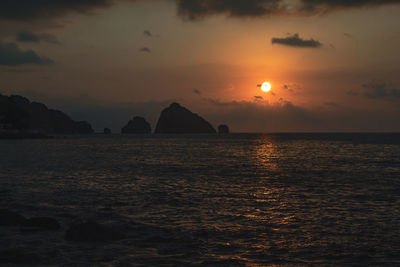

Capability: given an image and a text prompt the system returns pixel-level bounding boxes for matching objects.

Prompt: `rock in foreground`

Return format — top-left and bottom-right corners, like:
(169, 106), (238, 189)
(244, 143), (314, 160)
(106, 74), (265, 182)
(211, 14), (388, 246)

(121, 117), (151, 134)
(155, 103), (216, 134)
(65, 220), (125, 242)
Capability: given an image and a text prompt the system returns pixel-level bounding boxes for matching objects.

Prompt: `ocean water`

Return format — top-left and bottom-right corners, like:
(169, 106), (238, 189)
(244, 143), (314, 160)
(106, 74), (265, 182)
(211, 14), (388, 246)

(1, 133), (400, 266)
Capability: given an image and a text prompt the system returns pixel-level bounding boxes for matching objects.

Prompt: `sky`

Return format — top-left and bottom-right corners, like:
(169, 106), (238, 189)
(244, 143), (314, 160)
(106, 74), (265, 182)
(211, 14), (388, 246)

(1, 0), (400, 132)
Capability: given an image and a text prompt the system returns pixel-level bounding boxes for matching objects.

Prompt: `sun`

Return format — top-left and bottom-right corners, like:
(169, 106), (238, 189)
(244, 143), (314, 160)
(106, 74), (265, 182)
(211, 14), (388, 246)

(261, 82), (272, 92)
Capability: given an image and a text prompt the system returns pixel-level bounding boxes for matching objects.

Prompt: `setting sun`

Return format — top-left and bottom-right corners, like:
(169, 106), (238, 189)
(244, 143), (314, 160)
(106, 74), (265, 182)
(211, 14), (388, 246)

(261, 82), (272, 92)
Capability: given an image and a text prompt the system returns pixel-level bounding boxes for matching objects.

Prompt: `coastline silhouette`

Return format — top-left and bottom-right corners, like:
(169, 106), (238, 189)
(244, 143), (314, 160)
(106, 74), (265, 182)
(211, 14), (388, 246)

(0, 94), (93, 138)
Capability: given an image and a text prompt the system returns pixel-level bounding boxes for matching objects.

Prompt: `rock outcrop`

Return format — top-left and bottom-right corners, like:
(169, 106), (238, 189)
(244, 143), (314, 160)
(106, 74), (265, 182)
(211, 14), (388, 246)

(0, 94), (94, 134)
(121, 116), (151, 134)
(218, 124), (230, 134)
(155, 103), (216, 134)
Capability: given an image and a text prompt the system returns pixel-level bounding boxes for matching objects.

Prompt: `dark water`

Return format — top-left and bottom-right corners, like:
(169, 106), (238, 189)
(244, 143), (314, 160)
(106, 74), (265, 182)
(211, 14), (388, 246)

(1, 133), (400, 266)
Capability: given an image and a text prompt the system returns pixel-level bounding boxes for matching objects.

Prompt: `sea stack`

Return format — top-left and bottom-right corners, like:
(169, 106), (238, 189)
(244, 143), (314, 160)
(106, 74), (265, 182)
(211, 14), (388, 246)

(121, 117), (151, 134)
(155, 103), (216, 134)
(218, 124), (230, 134)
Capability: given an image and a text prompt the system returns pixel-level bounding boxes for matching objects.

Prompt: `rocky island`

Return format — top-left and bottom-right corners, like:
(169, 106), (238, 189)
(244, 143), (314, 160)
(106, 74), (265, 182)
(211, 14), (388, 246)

(121, 116), (151, 134)
(155, 103), (216, 134)
(218, 124), (230, 134)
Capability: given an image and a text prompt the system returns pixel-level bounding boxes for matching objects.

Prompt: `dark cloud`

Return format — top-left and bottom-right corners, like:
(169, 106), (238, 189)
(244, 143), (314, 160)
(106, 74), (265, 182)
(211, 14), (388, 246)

(143, 30), (152, 37)
(272, 34), (322, 48)
(0, 0), (112, 21)
(175, 0), (400, 20)
(16, 31), (60, 44)
(175, 0), (284, 20)
(362, 82), (400, 101)
(300, 0), (400, 13)
(0, 42), (53, 66)
(1, 0), (400, 23)
(193, 88), (201, 95)
(0, 0), (399, 24)
(139, 47), (151, 53)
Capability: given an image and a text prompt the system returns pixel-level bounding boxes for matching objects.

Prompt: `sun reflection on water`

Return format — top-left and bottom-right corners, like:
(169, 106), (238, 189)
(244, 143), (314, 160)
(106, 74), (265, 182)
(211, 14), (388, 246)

(254, 136), (280, 172)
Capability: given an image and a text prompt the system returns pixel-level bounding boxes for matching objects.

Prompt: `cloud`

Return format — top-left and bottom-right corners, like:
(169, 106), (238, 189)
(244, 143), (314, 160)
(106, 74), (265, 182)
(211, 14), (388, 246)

(362, 81), (400, 101)
(254, 96), (264, 102)
(0, 42), (53, 66)
(1, 0), (400, 23)
(199, 98), (400, 132)
(175, 0), (285, 20)
(272, 34), (322, 48)
(0, 0), (112, 21)
(300, 0), (400, 14)
(193, 88), (201, 95)
(139, 47), (151, 53)
(0, 0), (399, 25)
(143, 30), (152, 37)
(175, 0), (400, 20)
(16, 31), (60, 44)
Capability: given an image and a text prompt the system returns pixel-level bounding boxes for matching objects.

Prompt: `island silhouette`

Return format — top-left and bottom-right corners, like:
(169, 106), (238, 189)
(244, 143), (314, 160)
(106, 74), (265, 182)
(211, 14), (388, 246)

(1, 94), (230, 137)
(0, 94), (93, 138)
(155, 102), (216, 134)
(121, 116), (151, 134)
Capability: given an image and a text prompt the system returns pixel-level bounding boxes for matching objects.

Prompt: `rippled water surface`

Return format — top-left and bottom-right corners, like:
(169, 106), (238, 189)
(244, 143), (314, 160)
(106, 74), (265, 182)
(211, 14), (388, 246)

(1, 133), (400, 266)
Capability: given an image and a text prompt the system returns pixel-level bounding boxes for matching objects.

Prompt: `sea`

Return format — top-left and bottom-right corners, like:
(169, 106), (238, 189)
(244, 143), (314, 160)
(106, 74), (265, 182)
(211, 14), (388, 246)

(1, 133), (400, 266)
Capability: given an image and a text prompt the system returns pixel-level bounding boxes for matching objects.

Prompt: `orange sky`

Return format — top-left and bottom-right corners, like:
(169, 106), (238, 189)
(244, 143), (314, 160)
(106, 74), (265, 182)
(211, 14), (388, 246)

(1, 0), (400, 131)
